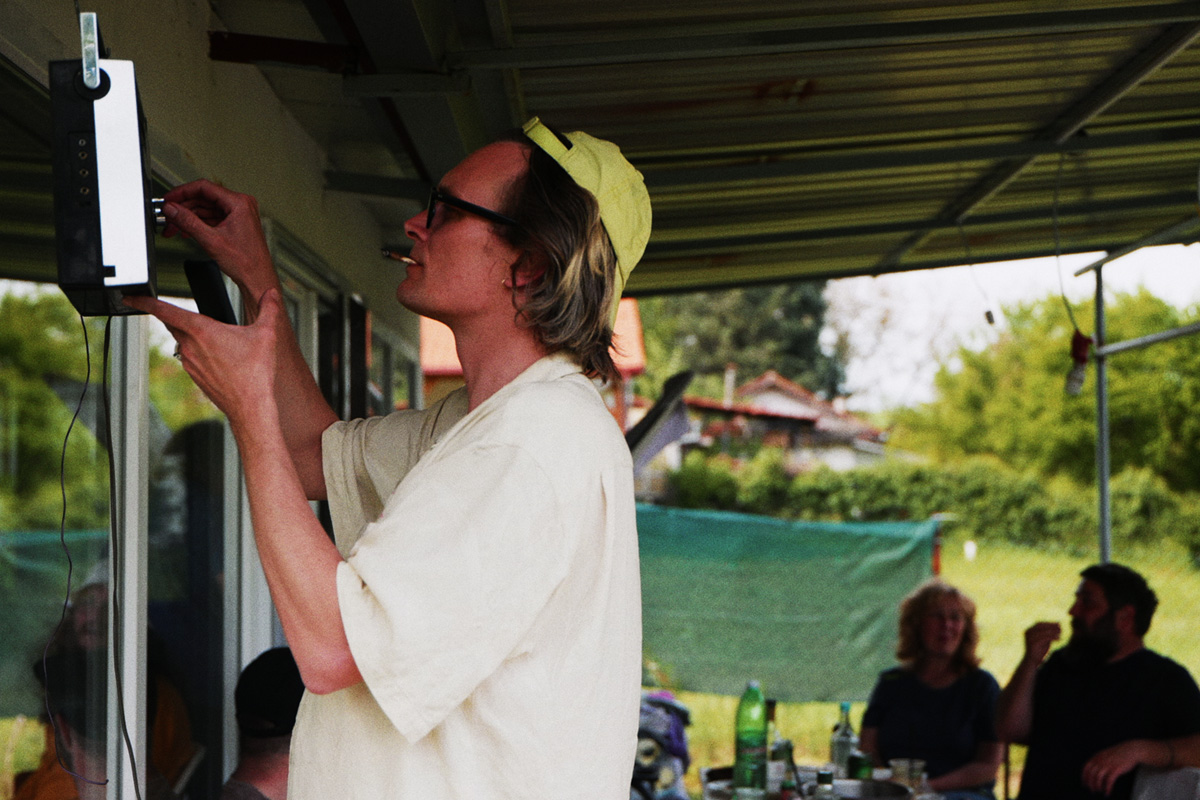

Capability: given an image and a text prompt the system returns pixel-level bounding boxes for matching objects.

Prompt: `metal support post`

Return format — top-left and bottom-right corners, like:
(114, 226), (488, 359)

(1094, 267), (1111, 563)
(109, 315), (149, 800)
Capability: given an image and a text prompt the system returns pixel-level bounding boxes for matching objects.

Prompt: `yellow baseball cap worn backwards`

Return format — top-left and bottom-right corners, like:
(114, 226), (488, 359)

(522, 117), (652, 324)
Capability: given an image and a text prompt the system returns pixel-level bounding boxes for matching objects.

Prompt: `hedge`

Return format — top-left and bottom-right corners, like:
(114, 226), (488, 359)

(665, 450), (1200, 562)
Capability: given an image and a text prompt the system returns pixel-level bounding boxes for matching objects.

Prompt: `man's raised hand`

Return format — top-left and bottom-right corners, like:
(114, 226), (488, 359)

(160, 180), (276, 318)
(123, 289), (283, 428)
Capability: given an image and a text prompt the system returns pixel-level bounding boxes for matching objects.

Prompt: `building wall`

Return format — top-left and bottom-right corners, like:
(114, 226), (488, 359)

(0, 0), (418, 342)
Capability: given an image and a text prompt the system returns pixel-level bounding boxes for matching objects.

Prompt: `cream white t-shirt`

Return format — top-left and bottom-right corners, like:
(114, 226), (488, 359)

(289, 353), (642, 800)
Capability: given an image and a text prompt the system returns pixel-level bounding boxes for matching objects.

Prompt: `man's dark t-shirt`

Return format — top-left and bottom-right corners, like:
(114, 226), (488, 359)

(1018, 648), (1200, 800)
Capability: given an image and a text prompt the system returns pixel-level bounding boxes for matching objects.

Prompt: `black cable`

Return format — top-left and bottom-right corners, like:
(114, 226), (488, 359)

(957, 221), (995, 325)
(1053, 152), (1083, 333)
(101, 316), (145, 800)
(43, 313), (106, 788)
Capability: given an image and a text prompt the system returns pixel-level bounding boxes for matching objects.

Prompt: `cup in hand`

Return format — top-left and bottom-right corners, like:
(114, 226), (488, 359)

(888, 758), (926, 789)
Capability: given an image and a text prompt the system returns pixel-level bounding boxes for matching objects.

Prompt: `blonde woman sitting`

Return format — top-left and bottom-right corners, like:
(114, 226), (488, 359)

(861, 580), (1003, 800)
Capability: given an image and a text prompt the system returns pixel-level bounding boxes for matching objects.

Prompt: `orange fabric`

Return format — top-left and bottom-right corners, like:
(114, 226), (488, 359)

(12, 727), (77, 800)
(14, 676), (193, 800)
(150, 674), (194, 785)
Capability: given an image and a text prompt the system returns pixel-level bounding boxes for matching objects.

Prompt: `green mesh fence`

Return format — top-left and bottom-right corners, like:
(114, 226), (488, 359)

(638, 504), (936, 703)
(4, 512), (935, 715)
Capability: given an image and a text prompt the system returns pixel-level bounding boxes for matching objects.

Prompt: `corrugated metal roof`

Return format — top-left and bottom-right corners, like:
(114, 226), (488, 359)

(2, 1), (1198, 298)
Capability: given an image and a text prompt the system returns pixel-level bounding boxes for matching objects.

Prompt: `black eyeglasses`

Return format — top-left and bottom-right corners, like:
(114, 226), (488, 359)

(426, 187), (521, 231)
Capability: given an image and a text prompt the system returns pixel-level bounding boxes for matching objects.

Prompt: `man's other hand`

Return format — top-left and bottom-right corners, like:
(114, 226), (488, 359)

(1083, 741), (1147, 796)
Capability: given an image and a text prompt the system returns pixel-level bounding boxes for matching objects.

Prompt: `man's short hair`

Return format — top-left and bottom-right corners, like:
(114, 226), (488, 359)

(1080, 562), (1158, 636)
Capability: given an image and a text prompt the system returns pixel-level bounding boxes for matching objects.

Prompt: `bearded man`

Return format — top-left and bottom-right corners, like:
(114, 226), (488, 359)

(996, 563), (1200, 800)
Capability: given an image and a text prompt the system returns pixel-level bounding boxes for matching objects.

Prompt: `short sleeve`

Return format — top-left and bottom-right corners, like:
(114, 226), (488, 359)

(322, 389), (468, 554)
(862, 670), (895, 728)
(1160, 659), (1200, 737)
(335, 440), (572, 743)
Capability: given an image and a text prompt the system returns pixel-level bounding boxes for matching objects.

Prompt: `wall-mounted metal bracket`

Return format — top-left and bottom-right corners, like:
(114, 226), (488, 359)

(80, 12), (100, 89)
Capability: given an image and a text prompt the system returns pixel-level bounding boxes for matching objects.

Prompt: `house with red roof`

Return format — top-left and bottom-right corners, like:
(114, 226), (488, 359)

(683, 368), (886, 472)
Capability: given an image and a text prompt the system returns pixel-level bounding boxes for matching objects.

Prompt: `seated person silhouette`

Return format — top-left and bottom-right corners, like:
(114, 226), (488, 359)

(31, 646), (180, 800)
(221, 647), (305, 800)
(860, 579), (1003, 800)
(15, 575), (194, 800)
(996, 563), (1200, 800)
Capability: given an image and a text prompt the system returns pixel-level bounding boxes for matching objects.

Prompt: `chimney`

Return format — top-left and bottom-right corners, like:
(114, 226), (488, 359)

(723, 363), (737, 408)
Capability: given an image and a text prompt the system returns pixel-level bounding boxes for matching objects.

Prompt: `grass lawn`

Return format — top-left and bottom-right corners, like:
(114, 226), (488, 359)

(0, 715), (42, 800)
(675, 531), (1200, 798)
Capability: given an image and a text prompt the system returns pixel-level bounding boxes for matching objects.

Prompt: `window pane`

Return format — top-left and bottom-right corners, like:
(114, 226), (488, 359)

(145, 298), (226, 799)
(0, 281), (110, 797)
(0, 285), (229, 800)
(367, 335), (388, 417)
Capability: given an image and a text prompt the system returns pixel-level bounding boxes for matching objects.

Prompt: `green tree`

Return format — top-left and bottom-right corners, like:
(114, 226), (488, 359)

(0, 289), (108, 528)
(149, 346), (221, 432)
(891, 289), (1200, 492)
(636, 281), (844, 400)
(0, 286), (217, 530)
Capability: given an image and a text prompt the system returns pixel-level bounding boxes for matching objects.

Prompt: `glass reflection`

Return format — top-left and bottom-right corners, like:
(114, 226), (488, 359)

(1, 281), (110, 800)
(1, 283), (228, 800)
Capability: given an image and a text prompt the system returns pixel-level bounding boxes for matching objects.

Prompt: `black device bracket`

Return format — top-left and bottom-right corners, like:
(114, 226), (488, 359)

(51, 13), (158, 316)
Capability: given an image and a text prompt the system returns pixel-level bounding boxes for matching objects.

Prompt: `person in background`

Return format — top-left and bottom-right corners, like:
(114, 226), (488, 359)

(125, 117), (649, 799)
(221, 648), (305, 800)
(35, 647), (179, 800)
(860, 579), (1003, 800)
(996, 563), (1200, 800)
(15, 569), (194, 800)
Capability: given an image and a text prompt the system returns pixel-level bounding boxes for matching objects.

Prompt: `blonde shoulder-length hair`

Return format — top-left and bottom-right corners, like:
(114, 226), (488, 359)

(896, 579), (981, 673)
(496, 133), (620, 384)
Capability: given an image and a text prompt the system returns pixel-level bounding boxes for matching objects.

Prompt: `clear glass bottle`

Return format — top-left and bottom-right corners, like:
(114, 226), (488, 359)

(813, 768), (837, 799)
(829, 700), (859, 778)
(733, 680), (768, 799)
(767, 698), (793, 792)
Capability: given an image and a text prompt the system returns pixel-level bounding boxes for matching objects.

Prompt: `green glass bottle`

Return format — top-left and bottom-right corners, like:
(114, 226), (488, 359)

(733, 680), (768, 799)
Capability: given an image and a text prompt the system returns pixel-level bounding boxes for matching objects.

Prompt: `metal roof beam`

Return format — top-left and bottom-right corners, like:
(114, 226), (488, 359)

(645, 124), (1200, 188)
(450, 3), (1200, 69)
(626, 238), (1188, 296)
(207, 31), (358, 72)
(1075, 214), (1200, 276)
(343, 72), (471, 97)
(873, 19), (1200, 270)
(646, 191), (1196, 255)
(327, 124), (1200, 194)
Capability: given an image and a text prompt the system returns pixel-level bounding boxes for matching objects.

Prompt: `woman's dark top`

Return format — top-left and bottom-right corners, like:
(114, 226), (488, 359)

(862, 666), (1000, 784)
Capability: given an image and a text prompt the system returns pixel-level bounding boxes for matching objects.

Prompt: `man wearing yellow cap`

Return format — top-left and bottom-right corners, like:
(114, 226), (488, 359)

(126, 118), (651, 799)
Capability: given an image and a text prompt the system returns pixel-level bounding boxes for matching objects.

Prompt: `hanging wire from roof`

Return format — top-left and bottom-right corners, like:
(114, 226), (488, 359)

(1053, 152), (1095, 396)
(956, 221), (994, 325)
(1053, 152), (1084, 333)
